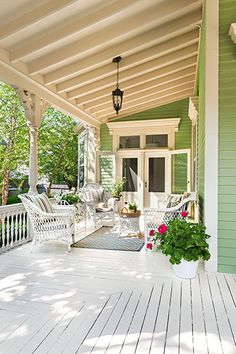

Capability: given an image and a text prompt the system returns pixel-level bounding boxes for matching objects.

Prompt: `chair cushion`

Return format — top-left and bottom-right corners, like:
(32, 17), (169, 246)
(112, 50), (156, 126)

(166, 194), (183, 208)
(26, 193), (53, 213)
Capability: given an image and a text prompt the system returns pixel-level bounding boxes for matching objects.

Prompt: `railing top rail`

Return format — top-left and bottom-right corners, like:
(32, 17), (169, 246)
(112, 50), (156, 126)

(0, 203), (26, 213)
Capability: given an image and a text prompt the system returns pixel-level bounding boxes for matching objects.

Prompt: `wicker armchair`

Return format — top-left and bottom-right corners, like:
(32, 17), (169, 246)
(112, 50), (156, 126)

(80, 183), (117, 227)
(144, 192), (197, 249)
(19, 194), (75, 252)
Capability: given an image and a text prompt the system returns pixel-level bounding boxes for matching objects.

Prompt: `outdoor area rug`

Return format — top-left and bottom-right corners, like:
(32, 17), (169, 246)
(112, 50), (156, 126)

(72, 226), (144, 252)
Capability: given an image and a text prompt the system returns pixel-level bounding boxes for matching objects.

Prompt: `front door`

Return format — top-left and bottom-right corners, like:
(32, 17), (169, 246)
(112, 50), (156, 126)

(144, 152), (169, 208)
(117, 152), (143, 209)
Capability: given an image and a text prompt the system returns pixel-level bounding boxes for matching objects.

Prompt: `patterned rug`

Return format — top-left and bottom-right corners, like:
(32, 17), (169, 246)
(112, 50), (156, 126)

(72, 226), (144, 252)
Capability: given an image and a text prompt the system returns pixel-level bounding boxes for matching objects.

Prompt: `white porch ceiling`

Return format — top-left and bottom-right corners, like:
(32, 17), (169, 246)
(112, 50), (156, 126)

(0, 0), (203, 127)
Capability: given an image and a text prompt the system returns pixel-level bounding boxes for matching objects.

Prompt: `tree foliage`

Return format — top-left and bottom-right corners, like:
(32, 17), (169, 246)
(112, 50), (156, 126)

(38, 107), (78, 193)
(0, 82), (29, 204)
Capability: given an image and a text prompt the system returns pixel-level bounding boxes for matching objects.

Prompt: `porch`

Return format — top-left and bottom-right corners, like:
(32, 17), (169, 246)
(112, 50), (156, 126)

(0, 241), (235, 354)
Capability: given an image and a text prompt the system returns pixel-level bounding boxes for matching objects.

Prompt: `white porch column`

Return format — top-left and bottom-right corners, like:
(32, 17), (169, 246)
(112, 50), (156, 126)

(28, 126), (39, 194)
(18, 90), (48, 195)
(86, 126), (98, 183)
(204, 0), (219, 272)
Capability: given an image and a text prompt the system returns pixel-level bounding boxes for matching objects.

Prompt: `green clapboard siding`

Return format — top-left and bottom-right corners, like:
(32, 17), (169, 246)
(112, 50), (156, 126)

(218, 0), (236, 274)
(100, 98), (191, 151)
(196, 9), (206, 222)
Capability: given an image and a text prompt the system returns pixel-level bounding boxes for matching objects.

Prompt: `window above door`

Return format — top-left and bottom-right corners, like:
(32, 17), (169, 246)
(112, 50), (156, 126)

(107, 118), (181, 152)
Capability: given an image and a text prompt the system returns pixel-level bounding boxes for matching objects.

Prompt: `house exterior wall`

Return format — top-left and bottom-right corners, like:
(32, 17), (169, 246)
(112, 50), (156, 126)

(218, 0), (236, 273)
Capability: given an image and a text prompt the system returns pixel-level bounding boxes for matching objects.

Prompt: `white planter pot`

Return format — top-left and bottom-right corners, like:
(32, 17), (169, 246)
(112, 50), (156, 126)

(173, 259), (199, 279)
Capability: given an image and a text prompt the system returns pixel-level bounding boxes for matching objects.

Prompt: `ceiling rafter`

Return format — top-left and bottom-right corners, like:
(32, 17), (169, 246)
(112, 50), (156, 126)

(0, 0), (78, 40)
(83, 74), (196, 111)
(94, 82), (194, 117)
(56, 31), (199, 93)
(103, 91), (193, 122)
(26, 2), (202, 74)
(76, 62), (197, 105)
(67, 48), (198, 100)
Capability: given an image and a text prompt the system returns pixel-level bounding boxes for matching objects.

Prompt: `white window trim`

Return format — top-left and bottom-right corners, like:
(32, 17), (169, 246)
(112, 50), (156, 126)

(107, 118), (181, 152)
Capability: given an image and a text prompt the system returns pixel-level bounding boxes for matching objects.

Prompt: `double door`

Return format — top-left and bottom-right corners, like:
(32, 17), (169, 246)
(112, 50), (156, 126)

(117, 149), (190, 209)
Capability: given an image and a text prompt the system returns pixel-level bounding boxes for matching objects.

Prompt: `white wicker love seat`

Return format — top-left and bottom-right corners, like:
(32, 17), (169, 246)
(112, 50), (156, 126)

(80, 183), (116, 227)
(19, 193), (75, 252)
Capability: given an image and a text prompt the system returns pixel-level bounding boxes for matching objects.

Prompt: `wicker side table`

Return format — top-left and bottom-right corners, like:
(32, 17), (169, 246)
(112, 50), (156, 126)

(119, 210), (141, 238)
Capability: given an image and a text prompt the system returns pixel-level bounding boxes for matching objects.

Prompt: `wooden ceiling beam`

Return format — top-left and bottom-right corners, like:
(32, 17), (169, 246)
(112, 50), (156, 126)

(100, 91), (193, 122)
(44, 22), (199, 86)
(84, 75), (196, 112)
(67, 48), (198, 100)
(93, 82), (194, 116)
(27, 4), (201, 74)
(56, 31), (199, 93)
(76, 63), (196, 105)
(0, 0), (78, 40)
(10, 0), (138, 62)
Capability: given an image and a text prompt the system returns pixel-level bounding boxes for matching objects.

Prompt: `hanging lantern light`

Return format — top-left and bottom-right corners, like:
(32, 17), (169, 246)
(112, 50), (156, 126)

(112, 56), (124, 114)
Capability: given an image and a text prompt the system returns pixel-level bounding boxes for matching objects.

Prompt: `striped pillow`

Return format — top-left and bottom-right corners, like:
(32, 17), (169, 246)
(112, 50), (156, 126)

(26, 194), (47, 212)
(38, 193), (53, 213)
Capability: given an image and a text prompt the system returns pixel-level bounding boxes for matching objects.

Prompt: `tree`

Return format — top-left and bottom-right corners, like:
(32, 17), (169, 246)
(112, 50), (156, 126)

(38, 107), (78, 195)
(0, 82), (28, 205)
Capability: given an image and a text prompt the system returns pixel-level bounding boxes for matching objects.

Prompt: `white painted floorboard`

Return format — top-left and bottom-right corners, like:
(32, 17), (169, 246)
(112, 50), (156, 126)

(0, 241), (235, 354)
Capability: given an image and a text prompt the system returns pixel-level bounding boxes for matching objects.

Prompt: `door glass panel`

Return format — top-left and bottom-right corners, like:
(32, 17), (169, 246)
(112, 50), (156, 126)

(122, 158), (138, 192)
(171, 154), (187, 194)
(119, 136), (140, 149)
(146, 134), (168, 148)
(149, 157), (165, 192)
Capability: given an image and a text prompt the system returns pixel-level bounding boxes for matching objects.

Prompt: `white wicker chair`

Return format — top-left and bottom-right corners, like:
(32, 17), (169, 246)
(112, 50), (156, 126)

(80, 183), (117, 227)
(19, 194), (75, 252)
(144, 192), (197, 249)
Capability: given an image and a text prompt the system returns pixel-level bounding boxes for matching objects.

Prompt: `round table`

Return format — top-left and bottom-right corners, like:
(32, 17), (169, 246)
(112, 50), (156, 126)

(119, 210), (141, 238)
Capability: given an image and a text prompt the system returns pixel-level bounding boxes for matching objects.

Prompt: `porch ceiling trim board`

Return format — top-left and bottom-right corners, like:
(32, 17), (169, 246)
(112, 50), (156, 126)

(56, 37), (199, 93)
(23, 2), (202, 74)
(0, 57), (100, 128)
(85, 76), (196, 112)
(76, 63), (197, 105)
(67, 53), (198, 100)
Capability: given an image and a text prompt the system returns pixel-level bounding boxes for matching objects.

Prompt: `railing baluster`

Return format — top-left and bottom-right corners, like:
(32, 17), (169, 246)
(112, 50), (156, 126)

(0, 203), (31, 252)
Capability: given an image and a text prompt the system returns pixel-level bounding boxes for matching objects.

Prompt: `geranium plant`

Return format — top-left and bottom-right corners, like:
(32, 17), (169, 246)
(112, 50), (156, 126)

(147, 211), (211, 265)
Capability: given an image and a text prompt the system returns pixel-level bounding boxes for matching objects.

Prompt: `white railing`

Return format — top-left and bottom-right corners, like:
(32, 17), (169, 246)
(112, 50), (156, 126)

(0, 203), (30, 252)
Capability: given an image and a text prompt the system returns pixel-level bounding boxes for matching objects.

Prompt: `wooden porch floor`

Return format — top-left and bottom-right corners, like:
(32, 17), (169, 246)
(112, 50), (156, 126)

(0, 240), (235, 354)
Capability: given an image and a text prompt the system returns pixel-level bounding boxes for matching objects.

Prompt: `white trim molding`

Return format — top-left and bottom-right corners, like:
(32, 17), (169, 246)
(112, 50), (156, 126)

(107, 118), (181, 134)
(188, 96), (199, 125)
(204, 0), (219, 272)
(229, 23), (236, 44)
(107, 118), (181, 152)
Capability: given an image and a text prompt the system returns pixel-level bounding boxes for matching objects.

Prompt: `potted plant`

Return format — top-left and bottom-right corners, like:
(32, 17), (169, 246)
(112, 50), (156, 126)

(112, 178), (126, 199)
(128, 202), (137, 213)
(148, 211), (211, 278)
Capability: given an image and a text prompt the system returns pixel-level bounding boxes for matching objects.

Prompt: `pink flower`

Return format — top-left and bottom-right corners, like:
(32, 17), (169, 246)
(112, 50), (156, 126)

(149, 229), (155, 236)
(158, 224), (168, 234)
(146, 243), (153, 250)
(181, 210), (188, 217)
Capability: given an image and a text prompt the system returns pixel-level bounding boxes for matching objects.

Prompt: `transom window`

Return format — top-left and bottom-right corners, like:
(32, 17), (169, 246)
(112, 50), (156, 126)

(146, 134), (168, 148)
(119, 136), (140, 149)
